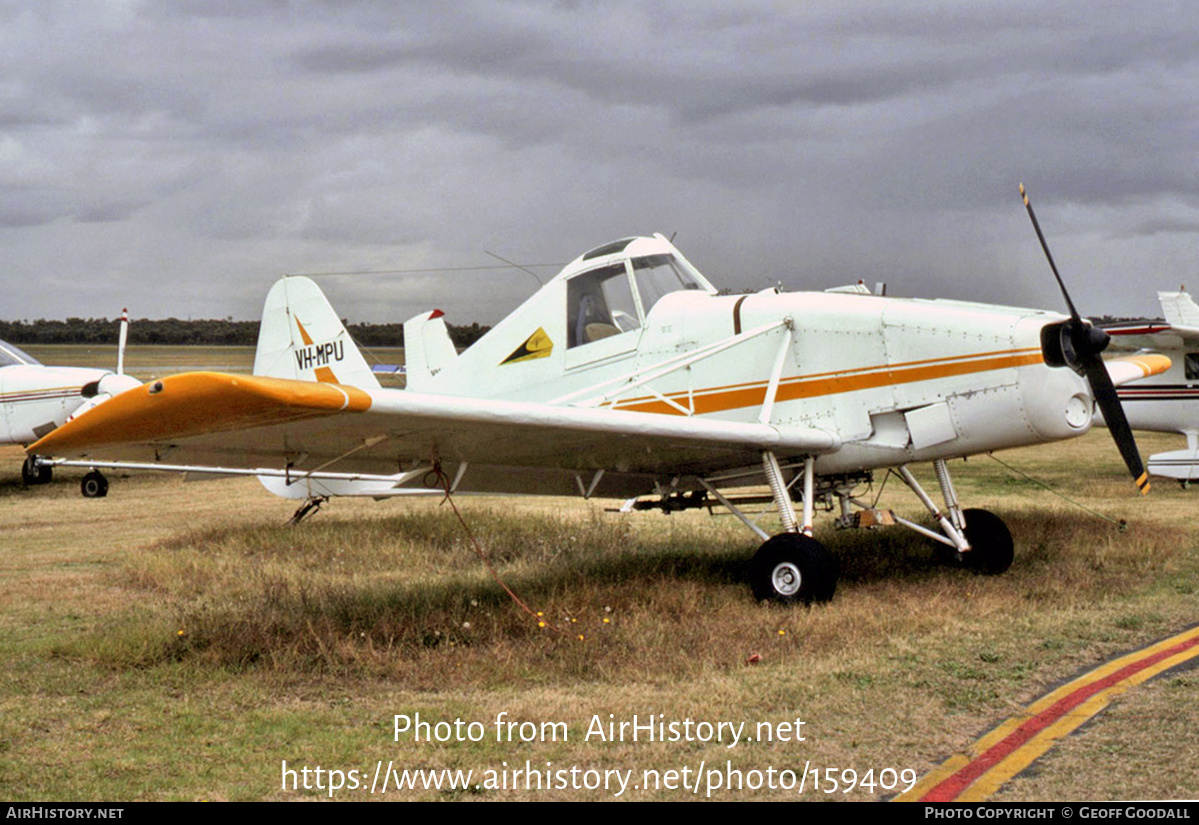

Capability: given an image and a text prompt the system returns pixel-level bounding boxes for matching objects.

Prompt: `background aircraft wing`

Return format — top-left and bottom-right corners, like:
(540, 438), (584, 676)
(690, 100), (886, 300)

(1103, 322), (1199, 351)
(1104, 353), (1174, 386)
(30, 372), (840, 497)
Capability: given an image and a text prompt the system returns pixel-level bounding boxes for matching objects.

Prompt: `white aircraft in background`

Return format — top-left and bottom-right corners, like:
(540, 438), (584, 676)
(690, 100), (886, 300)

(1101, 290), (1199, 484)
(3, 311), (139, 491)
(29, 188), (1170, 604)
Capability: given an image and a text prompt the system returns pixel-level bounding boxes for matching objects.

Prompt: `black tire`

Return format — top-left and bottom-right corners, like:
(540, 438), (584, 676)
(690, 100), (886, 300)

(22, 456), (52, 485)
(959, 508), (1013, 575)
(750, 533), (838, 604)
(80, 471), (109, 499)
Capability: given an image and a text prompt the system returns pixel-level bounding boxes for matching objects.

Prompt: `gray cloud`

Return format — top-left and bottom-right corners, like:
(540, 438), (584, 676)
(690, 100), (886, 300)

(0, 0), (1196, 325)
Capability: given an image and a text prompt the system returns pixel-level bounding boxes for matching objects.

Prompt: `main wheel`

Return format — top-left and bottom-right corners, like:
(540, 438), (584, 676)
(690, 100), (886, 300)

(21, 456), (51, 485)
(959, 508), (1013, 574)
(80, 471), (109, 499)
(750, 533), (838, 604)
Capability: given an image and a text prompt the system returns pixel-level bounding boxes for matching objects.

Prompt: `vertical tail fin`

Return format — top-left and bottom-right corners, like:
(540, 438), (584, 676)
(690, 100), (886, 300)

(253, 276), (380, 388)
(1159, 290), (1199, 329)
(403, 309), (458, 391)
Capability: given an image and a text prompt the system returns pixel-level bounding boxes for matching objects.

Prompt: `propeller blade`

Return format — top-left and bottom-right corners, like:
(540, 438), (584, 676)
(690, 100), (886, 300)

(1082, 353), (1151, 494)
(1021, 184), (1149, 494)
(1021, 183), (1081, 322)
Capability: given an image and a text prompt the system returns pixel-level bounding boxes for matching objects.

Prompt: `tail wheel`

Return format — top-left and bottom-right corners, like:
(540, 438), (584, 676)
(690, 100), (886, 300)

(750, 533), (838, 604)
(959, 508), (1013, 574)
(80, 471), (109, 499)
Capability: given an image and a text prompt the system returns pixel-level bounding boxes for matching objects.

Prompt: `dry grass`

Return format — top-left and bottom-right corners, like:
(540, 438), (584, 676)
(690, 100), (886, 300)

(1, 428), (1197, 801)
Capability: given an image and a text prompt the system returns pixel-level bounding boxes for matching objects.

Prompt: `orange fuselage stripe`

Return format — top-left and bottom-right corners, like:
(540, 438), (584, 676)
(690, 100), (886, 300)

(612, 348), (1044, 416)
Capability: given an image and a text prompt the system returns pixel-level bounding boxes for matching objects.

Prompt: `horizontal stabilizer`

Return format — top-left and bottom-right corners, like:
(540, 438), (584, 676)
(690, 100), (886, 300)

(1148, 447), (1199, 482)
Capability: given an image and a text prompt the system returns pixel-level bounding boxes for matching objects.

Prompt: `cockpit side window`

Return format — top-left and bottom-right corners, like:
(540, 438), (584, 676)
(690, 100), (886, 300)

(567, 264), (640, 348)
(631, 254), (702, 317)
(1185, 352), (1199, 381)
(0, 339), (41, 367)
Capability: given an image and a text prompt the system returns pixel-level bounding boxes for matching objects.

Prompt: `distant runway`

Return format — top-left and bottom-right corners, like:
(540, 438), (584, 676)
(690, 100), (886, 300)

(897, 624), (1199, 802)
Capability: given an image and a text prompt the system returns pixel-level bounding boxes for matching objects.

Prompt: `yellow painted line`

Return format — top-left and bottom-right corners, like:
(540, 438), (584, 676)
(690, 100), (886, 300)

(896, 624), (1199, 802)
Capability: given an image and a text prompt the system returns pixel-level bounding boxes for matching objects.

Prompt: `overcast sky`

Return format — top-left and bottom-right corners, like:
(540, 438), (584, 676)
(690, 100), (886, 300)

(2, 1), (1197, 326)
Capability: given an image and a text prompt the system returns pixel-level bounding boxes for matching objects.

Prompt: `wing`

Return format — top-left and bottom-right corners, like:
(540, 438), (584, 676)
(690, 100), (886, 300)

(29, 372), (840, 498)
(1103, 321), (1199, 352)
(1104, 353), (1174, 386)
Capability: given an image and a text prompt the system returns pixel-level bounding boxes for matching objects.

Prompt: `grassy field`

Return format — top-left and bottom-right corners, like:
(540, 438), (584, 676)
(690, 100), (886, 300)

(0, 422), (1196, 801)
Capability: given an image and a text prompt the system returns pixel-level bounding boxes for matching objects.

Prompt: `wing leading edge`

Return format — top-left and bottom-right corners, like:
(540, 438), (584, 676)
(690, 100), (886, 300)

(29, 371), (840, 497)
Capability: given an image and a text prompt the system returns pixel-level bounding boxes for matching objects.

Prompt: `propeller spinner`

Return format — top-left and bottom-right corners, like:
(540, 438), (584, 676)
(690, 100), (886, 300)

(1020, 183), (1150, 494)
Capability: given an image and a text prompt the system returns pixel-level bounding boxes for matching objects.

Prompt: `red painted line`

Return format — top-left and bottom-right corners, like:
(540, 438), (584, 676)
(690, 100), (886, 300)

(1106, 325), (1172, 335)
(919, 633), (1199, 802)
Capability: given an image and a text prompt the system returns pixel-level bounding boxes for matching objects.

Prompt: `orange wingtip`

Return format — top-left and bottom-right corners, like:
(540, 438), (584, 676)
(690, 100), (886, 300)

(1110, 353), (1173, 378)
(30, 371), (371, 455)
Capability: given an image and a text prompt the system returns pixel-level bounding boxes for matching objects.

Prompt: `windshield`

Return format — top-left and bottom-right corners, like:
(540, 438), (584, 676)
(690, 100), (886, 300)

(631, 254), (703, 316)
(0, 338), (41, 367)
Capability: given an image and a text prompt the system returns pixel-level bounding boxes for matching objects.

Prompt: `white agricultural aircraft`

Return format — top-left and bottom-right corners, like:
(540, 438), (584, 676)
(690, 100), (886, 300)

(28, 189), (1172, 603)
(3, 311), (139, 490)
(1100, 290), (1199, 484)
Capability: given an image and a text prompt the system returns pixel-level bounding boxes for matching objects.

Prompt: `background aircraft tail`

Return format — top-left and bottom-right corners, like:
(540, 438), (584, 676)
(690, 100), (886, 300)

(253, 276), (380, 388)
(403, 309), (458, 391)
(1159, 290), (1199, 329)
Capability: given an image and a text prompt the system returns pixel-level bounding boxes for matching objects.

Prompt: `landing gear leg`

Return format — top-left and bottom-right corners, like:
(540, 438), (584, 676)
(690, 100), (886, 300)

(750, 452), (837, 603)
(895, 463), (1013, 575)
(896, 464), (968, 552)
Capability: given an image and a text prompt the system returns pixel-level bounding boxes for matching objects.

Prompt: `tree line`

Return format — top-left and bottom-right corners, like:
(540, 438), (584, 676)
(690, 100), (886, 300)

(0, 318), (491, 349)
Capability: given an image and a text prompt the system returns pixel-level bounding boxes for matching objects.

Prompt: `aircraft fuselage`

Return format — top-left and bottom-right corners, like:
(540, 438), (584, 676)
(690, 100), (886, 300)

(0, 364), (113, 445)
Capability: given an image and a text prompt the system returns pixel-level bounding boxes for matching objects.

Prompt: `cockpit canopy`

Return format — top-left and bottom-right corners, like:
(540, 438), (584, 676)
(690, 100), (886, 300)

(0, 339), (41, 367)
(562, 235), (715, 348)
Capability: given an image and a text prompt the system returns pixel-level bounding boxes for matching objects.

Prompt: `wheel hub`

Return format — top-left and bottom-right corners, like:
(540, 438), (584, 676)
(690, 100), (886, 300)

(772, 562), (802, 597)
